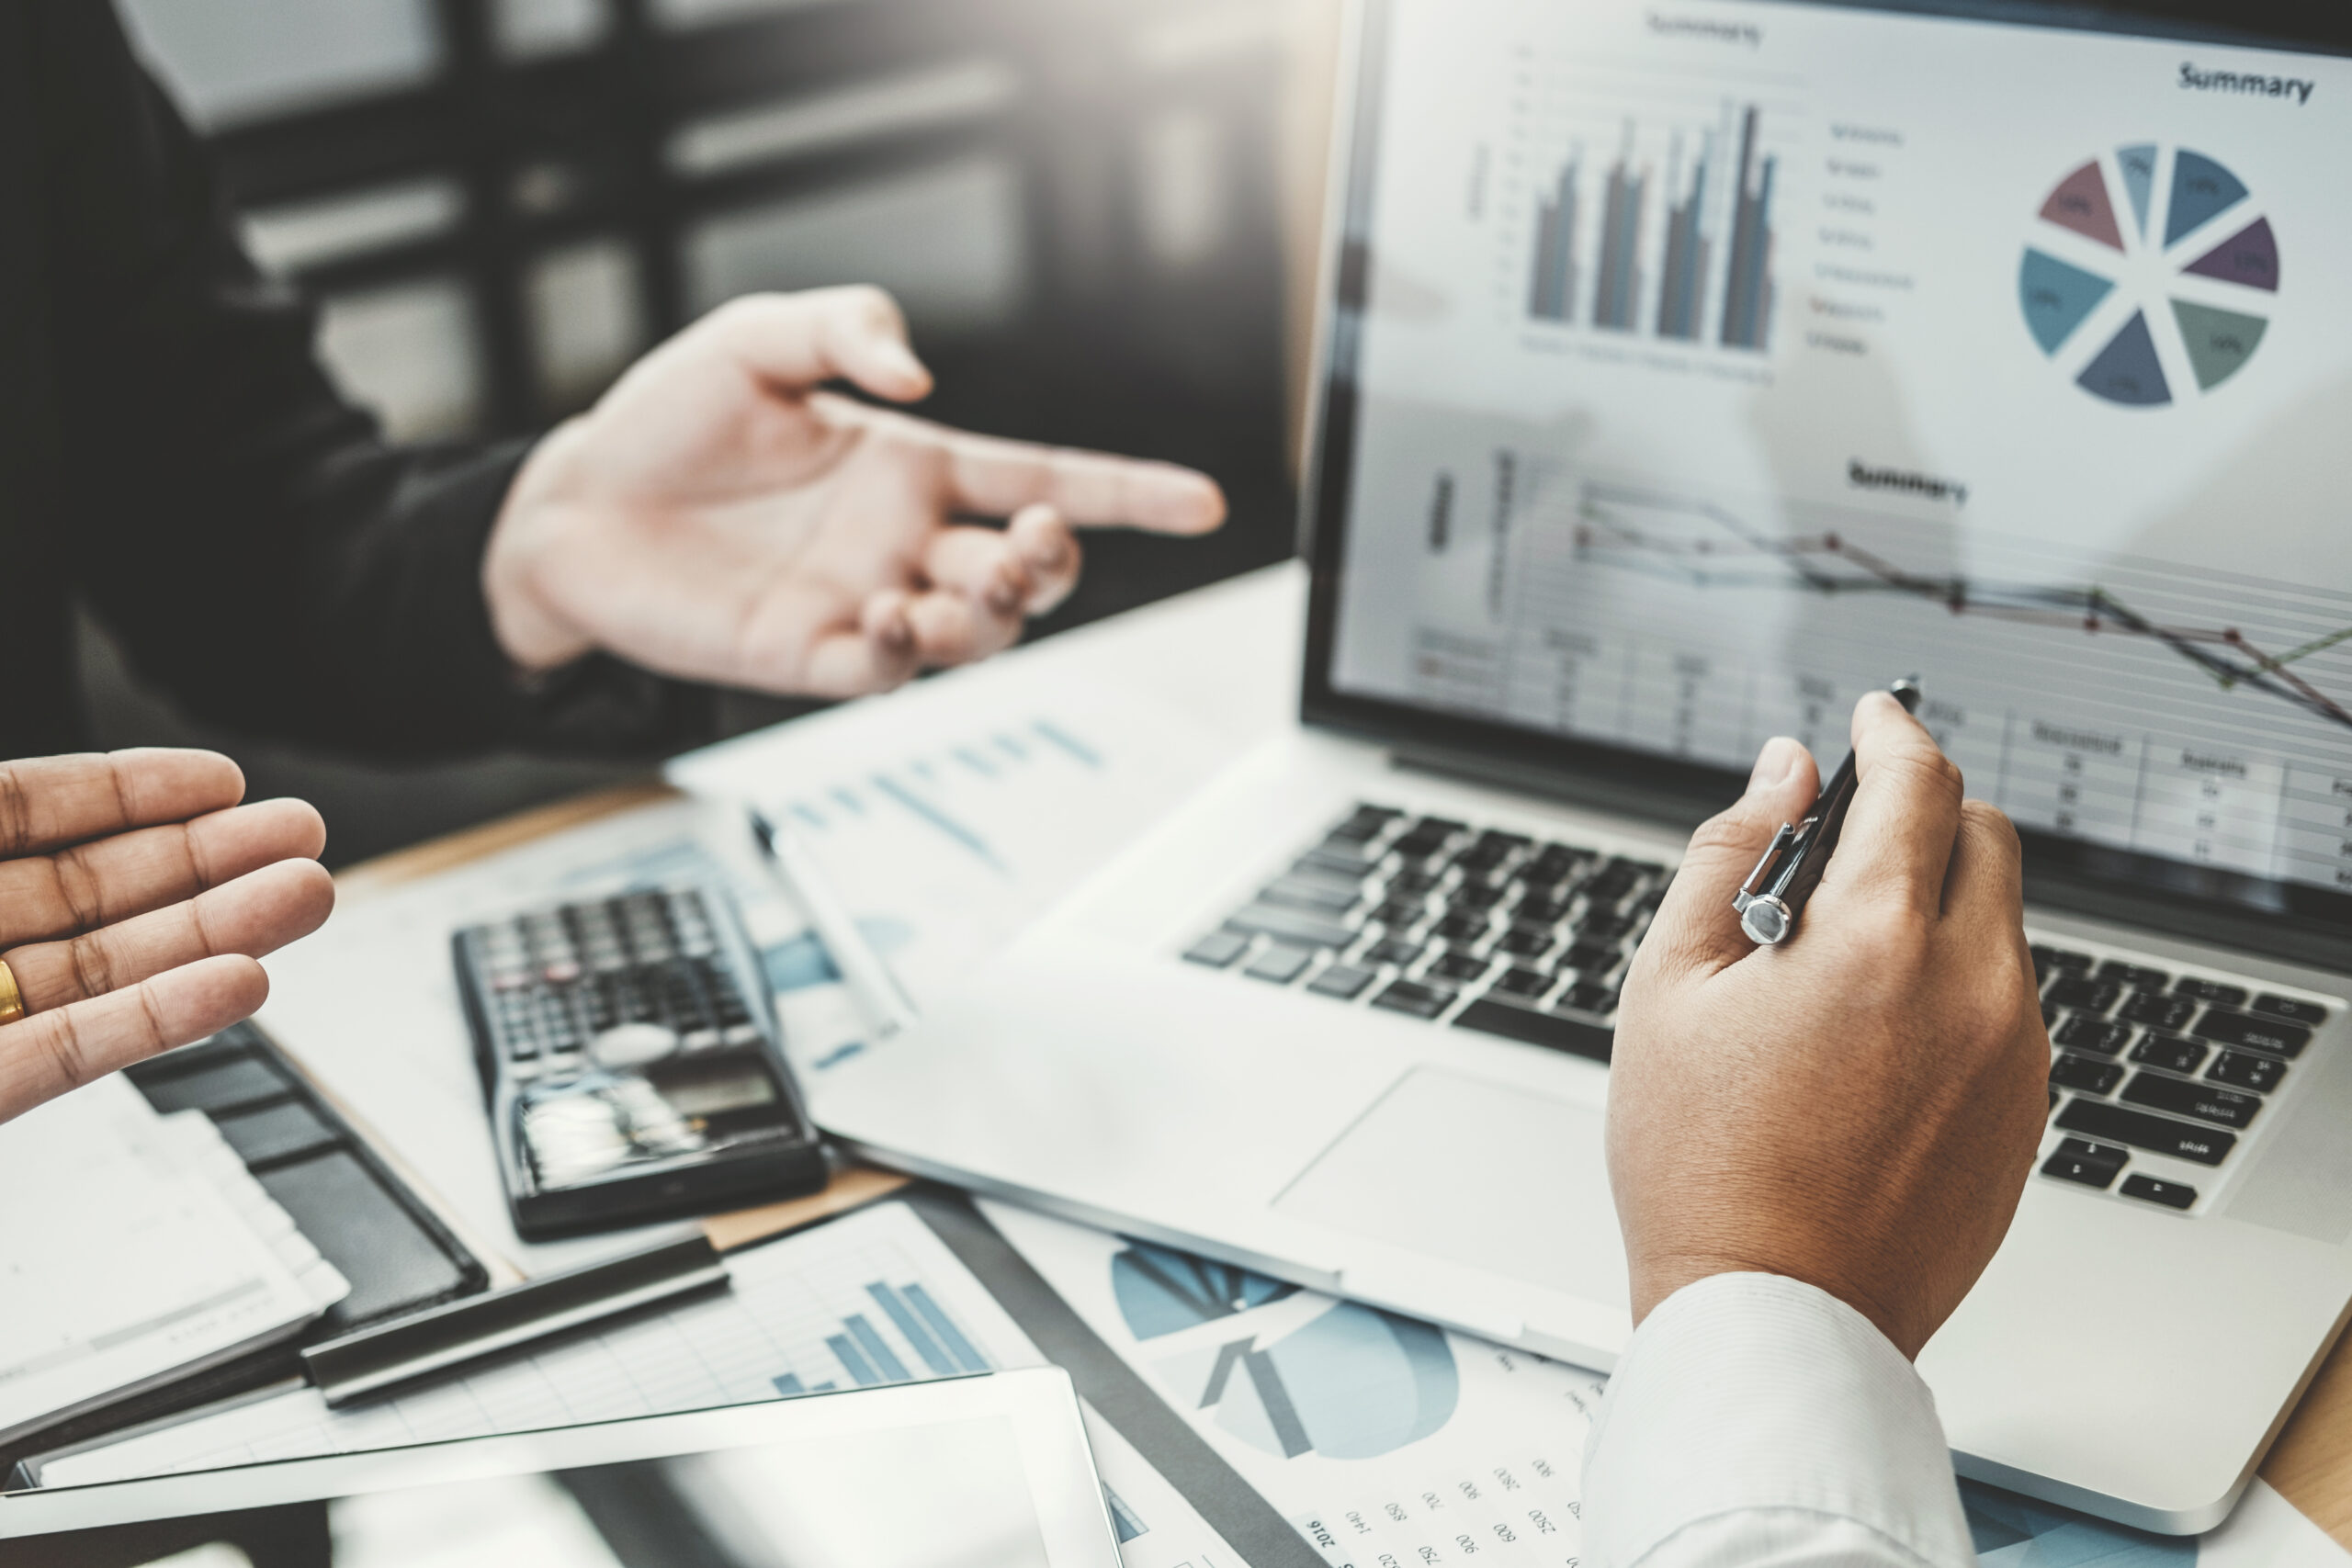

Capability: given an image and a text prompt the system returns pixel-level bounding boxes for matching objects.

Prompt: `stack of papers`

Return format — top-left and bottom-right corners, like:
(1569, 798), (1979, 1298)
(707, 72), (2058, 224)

(0, 1077), (347, 1448)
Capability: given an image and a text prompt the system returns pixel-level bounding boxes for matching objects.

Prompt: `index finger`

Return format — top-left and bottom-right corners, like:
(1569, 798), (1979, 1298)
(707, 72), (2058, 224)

(1815, 691), (1966, 919)
(939, 429), (1227, 535)
(0, 750), (246, 860)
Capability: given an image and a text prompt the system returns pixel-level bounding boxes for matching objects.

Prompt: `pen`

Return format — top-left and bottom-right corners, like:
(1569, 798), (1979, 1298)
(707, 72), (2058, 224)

(747, 808), (922, 1041)
(1732, 677), (1925, 946)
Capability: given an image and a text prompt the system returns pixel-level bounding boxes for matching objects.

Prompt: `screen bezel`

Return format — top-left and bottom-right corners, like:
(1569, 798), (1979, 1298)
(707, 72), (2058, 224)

(1297, 0), (2352, 964)
(0, 1368), (1118, 1565)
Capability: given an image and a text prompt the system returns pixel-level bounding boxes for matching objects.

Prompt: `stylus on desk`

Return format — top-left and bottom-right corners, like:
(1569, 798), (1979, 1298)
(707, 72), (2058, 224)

(747, 808), (922, 1042)
(1732, 676), (1925, 946)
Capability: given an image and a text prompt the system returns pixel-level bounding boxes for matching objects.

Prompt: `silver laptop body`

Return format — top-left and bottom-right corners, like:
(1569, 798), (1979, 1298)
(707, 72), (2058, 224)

(818, 0), (2352, 1533)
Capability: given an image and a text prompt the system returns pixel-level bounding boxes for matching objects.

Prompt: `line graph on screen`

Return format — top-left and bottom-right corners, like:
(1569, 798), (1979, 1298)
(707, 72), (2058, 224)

(1573, 483), (2352, 731)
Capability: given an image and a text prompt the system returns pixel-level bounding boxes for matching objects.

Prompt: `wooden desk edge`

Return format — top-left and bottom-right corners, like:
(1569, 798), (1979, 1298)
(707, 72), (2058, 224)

(2262, 1314), (2352, 1546)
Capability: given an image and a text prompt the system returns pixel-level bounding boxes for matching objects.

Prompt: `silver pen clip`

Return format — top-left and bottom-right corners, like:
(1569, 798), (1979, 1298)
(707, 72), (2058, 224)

(1731, 816), (1819, 945)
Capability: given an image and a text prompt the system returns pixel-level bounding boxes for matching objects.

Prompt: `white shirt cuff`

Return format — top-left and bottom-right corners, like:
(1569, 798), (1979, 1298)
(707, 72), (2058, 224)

(1581, 1272), (1975, 1568)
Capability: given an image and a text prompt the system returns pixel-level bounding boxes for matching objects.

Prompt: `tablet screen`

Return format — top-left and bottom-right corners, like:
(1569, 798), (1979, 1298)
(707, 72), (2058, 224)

(0, 1371), (1116, 1568)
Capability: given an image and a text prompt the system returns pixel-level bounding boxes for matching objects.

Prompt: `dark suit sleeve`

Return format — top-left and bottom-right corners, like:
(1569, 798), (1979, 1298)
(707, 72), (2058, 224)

(40, 2), (713, 759)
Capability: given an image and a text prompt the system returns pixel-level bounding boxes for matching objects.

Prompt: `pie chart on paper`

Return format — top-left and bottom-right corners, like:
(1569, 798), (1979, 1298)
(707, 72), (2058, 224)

(2018, 144), (2278, 407)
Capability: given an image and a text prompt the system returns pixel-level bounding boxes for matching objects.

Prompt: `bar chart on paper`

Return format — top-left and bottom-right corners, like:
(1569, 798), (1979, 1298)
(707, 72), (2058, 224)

(33, 1204), (1032, 1489)
(669, 671), (1231, 1005)
(1514, 62), (1792, 354)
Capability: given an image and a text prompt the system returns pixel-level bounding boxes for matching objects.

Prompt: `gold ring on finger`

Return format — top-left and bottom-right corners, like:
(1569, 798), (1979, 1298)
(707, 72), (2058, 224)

(0, 960), (23, 1026)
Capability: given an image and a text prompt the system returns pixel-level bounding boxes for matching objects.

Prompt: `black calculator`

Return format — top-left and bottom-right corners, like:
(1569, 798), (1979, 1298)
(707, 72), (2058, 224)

(454, 886), (827, 1240)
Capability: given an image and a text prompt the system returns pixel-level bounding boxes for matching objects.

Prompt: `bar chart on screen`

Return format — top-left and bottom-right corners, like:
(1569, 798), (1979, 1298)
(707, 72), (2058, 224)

(1506, 42), (1799, 356)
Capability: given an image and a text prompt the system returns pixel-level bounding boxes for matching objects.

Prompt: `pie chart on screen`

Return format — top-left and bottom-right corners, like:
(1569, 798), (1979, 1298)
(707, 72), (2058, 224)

(2018, 143), (2278, 408)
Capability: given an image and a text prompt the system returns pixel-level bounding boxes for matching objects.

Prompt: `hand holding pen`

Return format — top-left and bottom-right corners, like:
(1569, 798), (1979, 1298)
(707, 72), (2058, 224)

(1733, 678), (1924, 945)
(1609, 690), (2048, 1357)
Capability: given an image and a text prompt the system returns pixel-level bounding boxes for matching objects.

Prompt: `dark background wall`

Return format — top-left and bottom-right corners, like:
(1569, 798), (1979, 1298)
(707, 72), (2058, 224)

(92, 0), (1336, 865)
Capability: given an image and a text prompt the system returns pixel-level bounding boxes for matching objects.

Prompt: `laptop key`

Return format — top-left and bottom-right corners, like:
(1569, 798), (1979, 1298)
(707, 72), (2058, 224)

(2056, 1100), (2235, 1165)
(2193, 1010), (2312, 1058)
(2172, 977), (2248, 1007)
(1516, 895), (1573, 924)
(1450, 883), (1507, 911)
(1373, 898), (1428, 929)
(1453, 998), (1612, 1064)
(1259, 877), (1360, 915)
(2052, 1015), (2133, 1055)
(2121, 1073), (2260, 1129)
(2120, 1174), (2197, 1211)
(2118, 991), (2197, 1031)
(2044, 976), (2122, 1014)
(2030, 944), (2094, 978)
(1363, 937), (1424, 967)
(1496, 925), (1555, 958)
(1245, 944), (1316, 984)
(1577, 910), (1638, 942)
(1562, 941), (1623, 976)
(2050, 1055), (2122, 1095)
(2208, 1051), (2285, 1093)
(1327, 806), (1401, 842)
(1390, 870), (1442, 896)
(1225, 903), (1353, 951)
(2058, 1136), (2128, 1169)
(2130, 1034), (2207, 1075)
(1562, 981), (1619, 1016)
(1296, 847), (1379, 878)
(1183, 931), (1250, 968)
(1492, 966), (1555, 998)
(1306, 964), (1377, 1000)
(1372, 980), (1454, 1019)
(2097, 961), (2171, 990)
(1430, 952), (1491, 984)
(2253, 994), (2329, 1026)
(1431, 912), (1487, 942)
(2041, 1150), (2120, 1190)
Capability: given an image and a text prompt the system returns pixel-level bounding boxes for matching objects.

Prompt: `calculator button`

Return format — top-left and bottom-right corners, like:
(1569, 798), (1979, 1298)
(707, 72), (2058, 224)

(591, 1023), (681, 1070)
(723, 1024), (764, 1047)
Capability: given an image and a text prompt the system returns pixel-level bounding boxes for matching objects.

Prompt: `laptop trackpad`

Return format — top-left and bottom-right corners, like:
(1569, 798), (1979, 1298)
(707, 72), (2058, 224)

(1272, 1067), (1630, 1308)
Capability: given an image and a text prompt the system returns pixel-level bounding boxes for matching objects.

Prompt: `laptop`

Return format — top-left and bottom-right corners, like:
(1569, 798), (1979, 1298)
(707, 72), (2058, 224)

(814, 0), (2352, 1532)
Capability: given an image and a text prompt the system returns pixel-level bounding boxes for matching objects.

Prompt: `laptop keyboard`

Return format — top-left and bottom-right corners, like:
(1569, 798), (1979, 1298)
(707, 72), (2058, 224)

(2030, 942), (2334, 1213)
(1182, 804), (1670, 1065)
(1186, 804), (2341, 1217)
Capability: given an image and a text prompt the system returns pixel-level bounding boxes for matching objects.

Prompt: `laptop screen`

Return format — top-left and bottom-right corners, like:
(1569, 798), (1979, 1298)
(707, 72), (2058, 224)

(1302, 0), (2352, 938)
